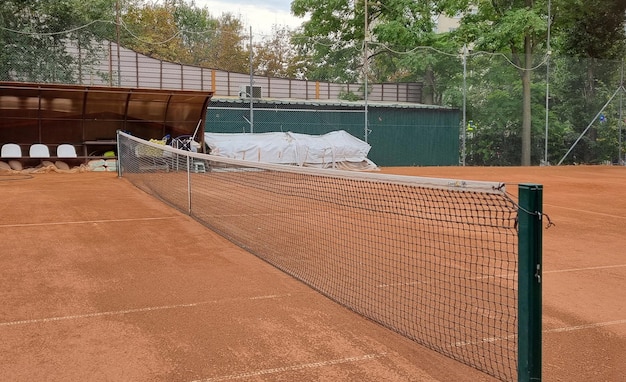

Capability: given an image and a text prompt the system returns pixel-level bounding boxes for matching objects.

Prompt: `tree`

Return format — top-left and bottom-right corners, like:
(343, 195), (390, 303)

(0, 0), (116, 83)
(121, 1), (188, 63)
(291, 0), (361, 82)
(199, 13), (249, 73)
(290, 0), (552, 165)
(366, 2), (461, 105)
(549, 0), (626, 163)
(448, 0), (550, 165)
(556, 0), (626, 60)
(291, 0), (439, 84)
(120, 0), (249, 72)
(252, 25), (305, 79)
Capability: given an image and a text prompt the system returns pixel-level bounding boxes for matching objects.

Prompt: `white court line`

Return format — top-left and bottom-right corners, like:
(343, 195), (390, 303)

(0, 216), (179, 228)
(379, 263), (626, 288)
(473, 264), (626, 280)
(545, 319), (626, 333)
(198, 211), (311, 219)
(544, 264), (626, 274)
(191, 353), (388, 382)
(0, 294), (292, 327)
(452, 263), (626, 284)
(453, 320), (626, 347)
(545, 203), (626, 220)
(0, 216), (179, 229)
(454, 334), (517, 347)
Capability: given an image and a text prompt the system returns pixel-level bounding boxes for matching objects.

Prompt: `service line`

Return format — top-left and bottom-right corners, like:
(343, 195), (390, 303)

(191, 353), (388, 382)
(0, 294), (293, 327)
(0, 216), (179, 228)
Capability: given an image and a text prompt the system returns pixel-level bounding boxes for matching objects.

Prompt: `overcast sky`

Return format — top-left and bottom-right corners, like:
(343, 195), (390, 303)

(190, 0), (306, 35)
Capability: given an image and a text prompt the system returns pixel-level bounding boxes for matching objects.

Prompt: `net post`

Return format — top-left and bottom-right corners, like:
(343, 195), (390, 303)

(186, 154), (192, 214)
(116, 130), (122, 178)
(518, 184), (543, 382)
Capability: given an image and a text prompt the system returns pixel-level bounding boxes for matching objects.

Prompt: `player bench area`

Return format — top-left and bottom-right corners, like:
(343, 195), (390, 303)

(1, 141), (117, 171)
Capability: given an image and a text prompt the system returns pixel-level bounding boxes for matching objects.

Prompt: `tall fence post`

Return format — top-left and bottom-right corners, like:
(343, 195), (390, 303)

(116, 130), (122, 178)
(187, 154), (192, 215)
(518, 184), (543, 382)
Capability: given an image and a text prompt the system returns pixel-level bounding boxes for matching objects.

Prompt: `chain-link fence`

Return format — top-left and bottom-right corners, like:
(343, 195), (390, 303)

(377, 48), (626, 166)
(459, 52), (626, 166)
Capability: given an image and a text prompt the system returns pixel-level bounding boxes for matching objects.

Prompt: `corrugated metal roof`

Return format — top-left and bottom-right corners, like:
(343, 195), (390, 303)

(210, 96), (456, 110)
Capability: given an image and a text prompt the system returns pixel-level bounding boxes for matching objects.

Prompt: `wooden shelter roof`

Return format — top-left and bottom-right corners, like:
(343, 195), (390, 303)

(0, 82), (213, 145)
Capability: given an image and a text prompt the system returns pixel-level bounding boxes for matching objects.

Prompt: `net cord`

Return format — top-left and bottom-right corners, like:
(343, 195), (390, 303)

(118, 131), (506, 194)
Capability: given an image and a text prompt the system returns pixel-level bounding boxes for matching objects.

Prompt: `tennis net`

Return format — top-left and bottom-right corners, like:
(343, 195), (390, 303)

(117, 131), (542, 382)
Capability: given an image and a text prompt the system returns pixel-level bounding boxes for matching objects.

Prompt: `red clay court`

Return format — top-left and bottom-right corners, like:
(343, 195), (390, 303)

(1, 165), (625, 381)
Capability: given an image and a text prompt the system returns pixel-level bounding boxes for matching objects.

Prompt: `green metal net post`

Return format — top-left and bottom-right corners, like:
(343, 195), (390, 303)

(518, 184), (543, 382)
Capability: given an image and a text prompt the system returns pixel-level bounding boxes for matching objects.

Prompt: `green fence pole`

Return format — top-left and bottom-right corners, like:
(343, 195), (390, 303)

(116, 130), (122, 178)
(518, 184), (543, 382)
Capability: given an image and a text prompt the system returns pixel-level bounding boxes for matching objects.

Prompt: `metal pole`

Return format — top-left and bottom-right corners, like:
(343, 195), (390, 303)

(249, 27), (254, 134)
(619, 59), (624, 165)
(116, 0), (122, 86)
(363, 0), (369, 143)
(543, 0), (552, 165)
(518, 184), (543, 382)
(557, 87), (622, 165)
(116, 130), (122, 178)
(187, 154), (192, 214)
(462, 45), (467, 166)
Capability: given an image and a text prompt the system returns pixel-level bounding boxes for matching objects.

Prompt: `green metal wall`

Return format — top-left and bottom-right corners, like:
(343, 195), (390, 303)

(205, 101), (460, 167)
(367, 107), (460, 166)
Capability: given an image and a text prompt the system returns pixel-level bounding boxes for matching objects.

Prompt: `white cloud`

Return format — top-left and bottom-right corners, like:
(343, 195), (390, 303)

(190, 0), (305, 35)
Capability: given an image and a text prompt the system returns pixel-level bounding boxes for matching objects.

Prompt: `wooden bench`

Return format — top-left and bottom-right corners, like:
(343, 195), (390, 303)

(1, 143), (117, 171)
(2, 143), (117, 161)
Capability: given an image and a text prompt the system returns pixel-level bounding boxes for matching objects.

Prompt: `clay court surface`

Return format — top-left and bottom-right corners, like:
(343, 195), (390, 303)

(0, 165), (624, 381)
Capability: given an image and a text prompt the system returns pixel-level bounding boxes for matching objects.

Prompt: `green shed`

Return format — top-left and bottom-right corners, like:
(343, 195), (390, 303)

(205, 98), (460, 167)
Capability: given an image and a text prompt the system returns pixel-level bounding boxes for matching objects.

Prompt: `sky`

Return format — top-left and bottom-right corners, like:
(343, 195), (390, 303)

(190, 0), (306, 36)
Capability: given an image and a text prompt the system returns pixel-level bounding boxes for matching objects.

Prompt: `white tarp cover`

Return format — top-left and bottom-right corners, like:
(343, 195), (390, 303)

(204, 130), (378, 170)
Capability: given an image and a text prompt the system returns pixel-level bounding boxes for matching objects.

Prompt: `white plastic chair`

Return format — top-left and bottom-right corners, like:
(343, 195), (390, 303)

(1, 143), (22, 158)
(57, 144), (77, 158)
(29, 144), (50, 158)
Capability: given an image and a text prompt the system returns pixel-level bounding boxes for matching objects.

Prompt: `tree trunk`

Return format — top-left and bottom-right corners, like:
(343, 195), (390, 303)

(422, 67), (435, 105)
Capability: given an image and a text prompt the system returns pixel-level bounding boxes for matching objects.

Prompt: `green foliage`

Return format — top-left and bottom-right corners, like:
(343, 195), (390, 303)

(0, 0), (116, 83)
(555, 0), (626, 60)
(253, 26), (304, 79)
(120, 1), (250, 72)
(291, 0), (360, 72)
(338, 89), (362, 101)
(461, 52), (522, 165)
(292, 0), (439, 83)
(0, 0), (302, 81)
